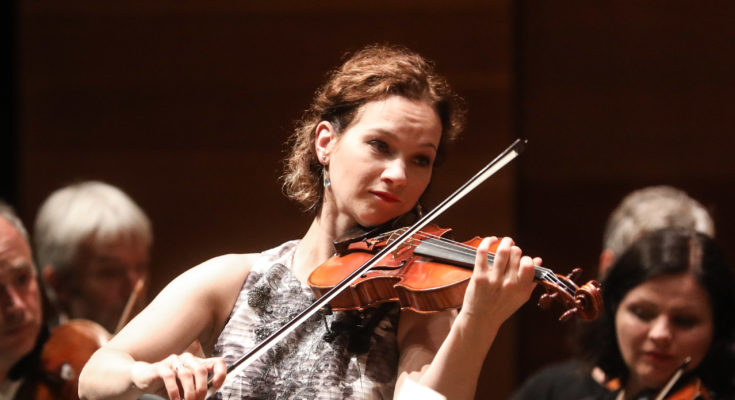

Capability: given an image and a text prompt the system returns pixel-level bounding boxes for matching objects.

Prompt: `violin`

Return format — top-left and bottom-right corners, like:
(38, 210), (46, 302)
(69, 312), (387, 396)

(308, 223), (602, 321)
(663, 380), (711, 400)
(17, 278), (145, 399)
(607, 375), (711, 400)
(16, 319), (111, 400)
(212, 139), (604, 392)
(653, 357), (712, 400)
(605, 357), (712, 400)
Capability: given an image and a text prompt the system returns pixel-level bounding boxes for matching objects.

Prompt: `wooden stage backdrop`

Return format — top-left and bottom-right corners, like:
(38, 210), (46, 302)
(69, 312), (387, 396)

(12, 1), (735, 398)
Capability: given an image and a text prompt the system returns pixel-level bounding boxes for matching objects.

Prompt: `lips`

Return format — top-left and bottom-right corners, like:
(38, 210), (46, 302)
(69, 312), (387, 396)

(370, 190), (400, 203)
(0, 321), (33, 337)
(641, 351), (675, 364)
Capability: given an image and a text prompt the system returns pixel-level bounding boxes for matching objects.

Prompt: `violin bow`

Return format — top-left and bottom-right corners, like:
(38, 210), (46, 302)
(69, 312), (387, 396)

(115, 277), (146, 334)
(653, 356), (692, 400)
(208, 138), (527, 394)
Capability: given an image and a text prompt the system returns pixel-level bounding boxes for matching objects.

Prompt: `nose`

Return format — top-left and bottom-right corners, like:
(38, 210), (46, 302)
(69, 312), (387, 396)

(381, 158), (407, 187)
(649, 316), (673, 346)
(123, 267), (142, 292)
(128, 268), (140, 286)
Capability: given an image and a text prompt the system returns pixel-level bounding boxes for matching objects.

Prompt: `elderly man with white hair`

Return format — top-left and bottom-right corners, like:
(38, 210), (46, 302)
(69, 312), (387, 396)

(35, 181), (152, 333)
(598, 185), (714, 277)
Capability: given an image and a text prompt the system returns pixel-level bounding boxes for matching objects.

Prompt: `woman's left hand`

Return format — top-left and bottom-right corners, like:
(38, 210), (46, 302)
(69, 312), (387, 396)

(460, 236), (539, 329)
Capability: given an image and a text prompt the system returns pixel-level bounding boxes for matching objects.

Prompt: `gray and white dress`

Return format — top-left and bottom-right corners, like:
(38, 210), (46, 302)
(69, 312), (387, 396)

(211, 241), (400, 400)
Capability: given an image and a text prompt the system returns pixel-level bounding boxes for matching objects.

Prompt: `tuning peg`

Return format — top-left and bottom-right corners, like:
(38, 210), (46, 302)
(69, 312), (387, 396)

(538, 293), (551, 309)
(538, 290), (559, 310)
(566, 268), (583, 284)
(559, 307), (578, 322)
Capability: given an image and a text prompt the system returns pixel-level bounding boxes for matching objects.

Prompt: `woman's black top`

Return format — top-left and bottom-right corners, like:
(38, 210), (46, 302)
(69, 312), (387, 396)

(510, 360), (616, 400)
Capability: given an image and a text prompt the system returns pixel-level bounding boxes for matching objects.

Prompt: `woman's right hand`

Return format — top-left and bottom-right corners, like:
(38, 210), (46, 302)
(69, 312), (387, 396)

(130, 352), (227, 400)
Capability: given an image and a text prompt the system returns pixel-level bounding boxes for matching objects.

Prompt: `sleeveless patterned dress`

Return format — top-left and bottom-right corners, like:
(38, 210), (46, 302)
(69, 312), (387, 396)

(211, 241), (400, 400)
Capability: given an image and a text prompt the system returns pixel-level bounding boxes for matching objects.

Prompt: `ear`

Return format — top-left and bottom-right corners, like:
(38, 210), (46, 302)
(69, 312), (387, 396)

(598, 249), (616, 279)
(42, 265), (68, 300)
(41, 265), (56, 288)
(314, 121), (337, 165)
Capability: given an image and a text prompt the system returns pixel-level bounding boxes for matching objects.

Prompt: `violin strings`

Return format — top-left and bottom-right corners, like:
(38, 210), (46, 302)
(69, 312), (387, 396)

(383, 228), (575, 296)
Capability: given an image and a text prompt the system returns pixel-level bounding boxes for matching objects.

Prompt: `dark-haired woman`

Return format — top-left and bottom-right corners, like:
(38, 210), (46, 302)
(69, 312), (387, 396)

(511, 227), (735, 400)
(79, 45), (539, 400)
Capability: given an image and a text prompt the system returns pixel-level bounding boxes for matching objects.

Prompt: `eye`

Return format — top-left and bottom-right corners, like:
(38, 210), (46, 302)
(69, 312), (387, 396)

(412, 155), (433, 167)
(671, 314), (700, 328)
(94, 263), (128, 281)
(368, 139), (390, 154)
(629, 305), (656, 322)
(13, 269), (33, 287)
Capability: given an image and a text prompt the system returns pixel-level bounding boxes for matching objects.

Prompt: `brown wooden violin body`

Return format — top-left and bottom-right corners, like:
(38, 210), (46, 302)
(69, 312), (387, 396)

(18, 320), (110, 400)
(664, 379), (712, 400)
(308, 224), (603, 321)
(21, 277), (143, 399)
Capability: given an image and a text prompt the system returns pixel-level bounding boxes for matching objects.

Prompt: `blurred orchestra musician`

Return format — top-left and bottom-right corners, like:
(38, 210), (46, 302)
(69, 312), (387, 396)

(511, 186), (728, 400)
(34, 181), (152, 333)
(598, 185), (714, 277)
(0, 200), (44, 399)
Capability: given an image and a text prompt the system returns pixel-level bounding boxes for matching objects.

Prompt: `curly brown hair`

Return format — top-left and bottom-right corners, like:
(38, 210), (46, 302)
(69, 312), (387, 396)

(281, 44), (466, 212)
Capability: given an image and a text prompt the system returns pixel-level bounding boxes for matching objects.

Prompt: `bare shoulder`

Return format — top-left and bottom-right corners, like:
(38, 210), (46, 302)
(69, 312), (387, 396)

(185, 253), (257, 284)
(185, 253), (259, 347)
(181, 253), (258, 309)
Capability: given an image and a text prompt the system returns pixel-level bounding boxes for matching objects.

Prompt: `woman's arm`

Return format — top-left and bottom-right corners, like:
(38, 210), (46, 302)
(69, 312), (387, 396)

(395, 237), (538, 400)
(79, 253), (257, 400)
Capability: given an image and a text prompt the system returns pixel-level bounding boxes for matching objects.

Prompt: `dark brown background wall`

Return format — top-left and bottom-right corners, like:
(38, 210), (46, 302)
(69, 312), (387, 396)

(9, 1), (735, 398)
(515, 1), (735, 381)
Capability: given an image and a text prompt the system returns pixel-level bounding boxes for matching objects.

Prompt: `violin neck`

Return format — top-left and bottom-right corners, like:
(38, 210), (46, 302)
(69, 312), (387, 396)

(413, 238), (546, 281)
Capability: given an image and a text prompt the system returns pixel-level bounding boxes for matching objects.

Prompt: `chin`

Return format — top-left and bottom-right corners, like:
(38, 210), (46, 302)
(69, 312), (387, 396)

(3, 333), (37, 361)
(356, 214), (399, 229)
(359, 206), (412, 227)
(635, 370), (672, 390)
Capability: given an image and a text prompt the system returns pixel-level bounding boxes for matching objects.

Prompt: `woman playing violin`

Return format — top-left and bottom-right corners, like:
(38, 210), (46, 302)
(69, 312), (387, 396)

(512, 227), (735, 400)
(79, 44), (540, 400)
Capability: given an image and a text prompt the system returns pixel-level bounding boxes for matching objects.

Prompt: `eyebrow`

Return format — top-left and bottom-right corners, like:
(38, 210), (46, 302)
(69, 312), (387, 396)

(626, 299), (657, 308)
(373, 129), (439, 151)
(9, 262), (34, 273)
(628, 299), (708, 315)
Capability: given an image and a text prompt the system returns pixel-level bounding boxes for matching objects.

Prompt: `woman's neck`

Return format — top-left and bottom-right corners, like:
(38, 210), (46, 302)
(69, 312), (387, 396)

(292, 209), (359, 285)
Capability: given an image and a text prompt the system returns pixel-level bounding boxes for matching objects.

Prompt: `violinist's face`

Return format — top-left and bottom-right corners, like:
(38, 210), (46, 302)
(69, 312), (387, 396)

(62, 234), (149, 332)
(0, 218), (42, 375)
(318, 95), (441, 228)
(615, 273), (713, 393)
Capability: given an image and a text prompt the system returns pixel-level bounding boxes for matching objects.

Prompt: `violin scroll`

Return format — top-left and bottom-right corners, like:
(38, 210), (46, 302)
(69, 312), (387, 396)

(537, 268), (602, 321)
